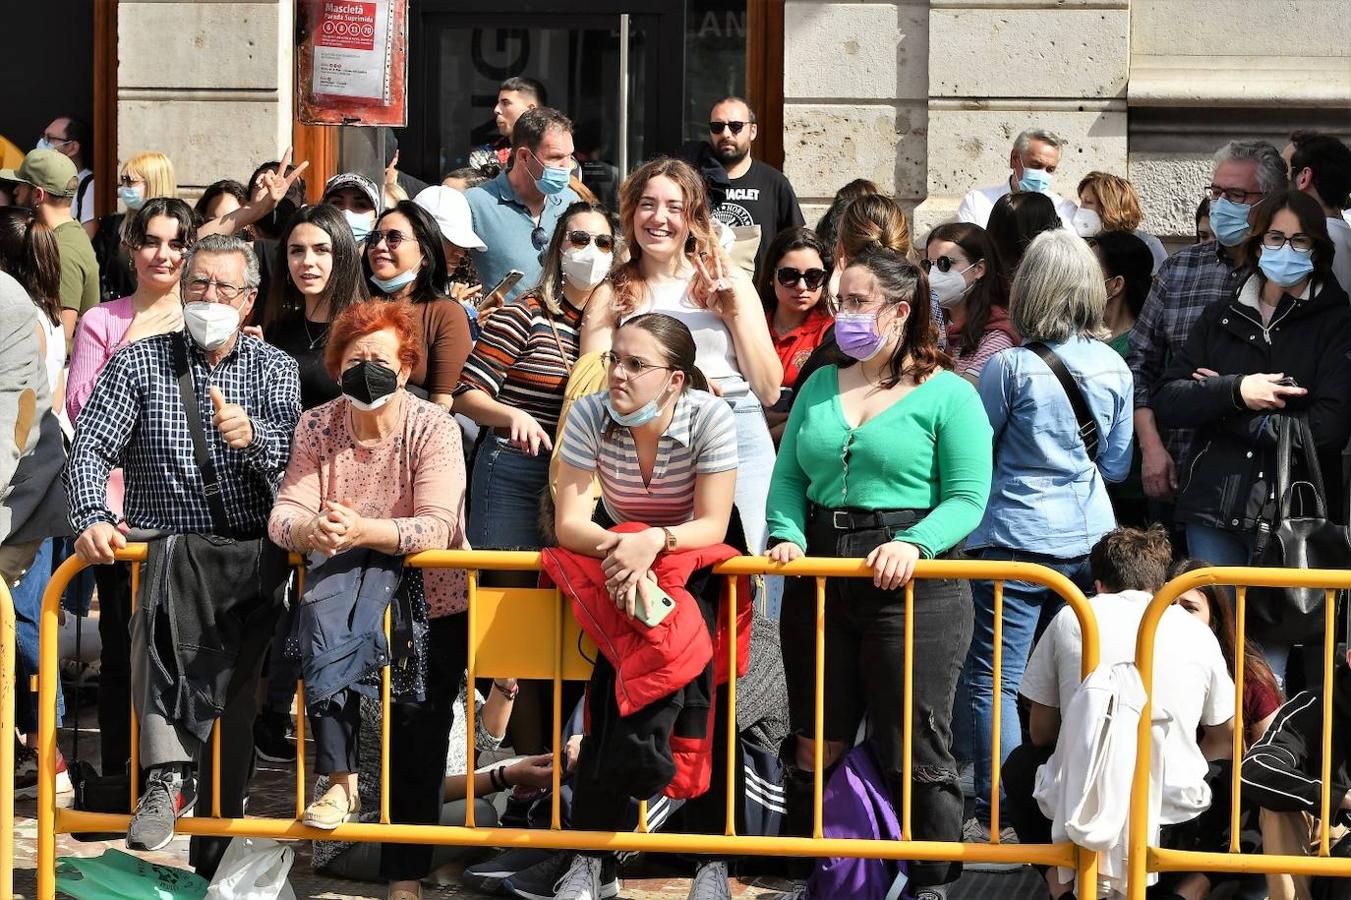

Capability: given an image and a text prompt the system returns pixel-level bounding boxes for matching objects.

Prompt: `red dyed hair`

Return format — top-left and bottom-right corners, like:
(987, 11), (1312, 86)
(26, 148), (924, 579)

(324, 299), (424, 380)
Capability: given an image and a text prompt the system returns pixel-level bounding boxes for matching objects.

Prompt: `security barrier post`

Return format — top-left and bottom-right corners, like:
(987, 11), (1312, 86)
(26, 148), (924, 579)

(0, 579), (16, 897)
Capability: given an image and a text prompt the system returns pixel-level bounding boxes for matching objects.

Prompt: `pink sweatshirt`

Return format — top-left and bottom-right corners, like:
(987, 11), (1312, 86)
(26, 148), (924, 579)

(268, 394), (470, 617)
(66, 296), (135, 422)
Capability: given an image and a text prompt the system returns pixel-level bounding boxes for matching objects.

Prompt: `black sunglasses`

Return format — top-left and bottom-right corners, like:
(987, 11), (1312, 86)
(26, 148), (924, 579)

(531, 226), (548, 251)
(775, 266), (826, 290)
(368, 229), (410, 250)
(565, 230), (615, 253)
(709, 121), (748, 136)
(920, 255), (967, 274)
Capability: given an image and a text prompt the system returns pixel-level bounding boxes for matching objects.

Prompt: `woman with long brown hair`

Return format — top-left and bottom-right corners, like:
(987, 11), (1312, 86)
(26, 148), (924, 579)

(583, 157), (782, 608)
(766, 249), (993, 896)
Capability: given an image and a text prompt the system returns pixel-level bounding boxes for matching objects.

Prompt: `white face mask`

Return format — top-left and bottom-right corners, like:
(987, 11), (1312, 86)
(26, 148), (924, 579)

(560, 244), (611, 291)
(183, 301), (241, 351)
(928, 264), (975, 309)
(1072, 207), (1103, 238)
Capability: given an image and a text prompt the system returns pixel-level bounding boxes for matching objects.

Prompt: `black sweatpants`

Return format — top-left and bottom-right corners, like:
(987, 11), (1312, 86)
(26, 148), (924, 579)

(380, 612), (469, 882)
(94, 563), (133, 775)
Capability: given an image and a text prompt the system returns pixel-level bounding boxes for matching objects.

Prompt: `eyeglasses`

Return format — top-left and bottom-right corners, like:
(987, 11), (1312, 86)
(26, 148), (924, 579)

(530, 226), (548, 251)
(1205, 184), (1265, 204)
(602, 351), (672, 378)
(368, 229), (410, 250)
(41, 133), (72, 147)
(1262, 231), (1315, 254)
(829, 294), (890, 315)
(566, 230), (615, 253)
(775, 266), (826, 290)
(186, 277), (248, 302)
(921, 255), (970, 274)
(709, 121), (748, 136)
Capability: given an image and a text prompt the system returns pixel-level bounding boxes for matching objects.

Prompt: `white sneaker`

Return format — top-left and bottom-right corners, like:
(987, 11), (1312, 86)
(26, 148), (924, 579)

(687, 861), (732, 900)
(552, 854), (603, 900)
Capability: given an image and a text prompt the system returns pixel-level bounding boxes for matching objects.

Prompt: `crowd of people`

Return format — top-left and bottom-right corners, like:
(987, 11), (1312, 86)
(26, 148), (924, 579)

(1, 85), (1350, 900)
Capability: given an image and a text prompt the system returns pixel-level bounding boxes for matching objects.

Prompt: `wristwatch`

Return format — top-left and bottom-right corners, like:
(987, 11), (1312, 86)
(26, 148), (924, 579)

(660, 526), (677, 552)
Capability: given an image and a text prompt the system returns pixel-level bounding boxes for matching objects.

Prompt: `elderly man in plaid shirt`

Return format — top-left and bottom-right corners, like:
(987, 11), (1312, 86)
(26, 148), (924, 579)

(65, 233), (300, 874)
(1126, 140), (1288, 529)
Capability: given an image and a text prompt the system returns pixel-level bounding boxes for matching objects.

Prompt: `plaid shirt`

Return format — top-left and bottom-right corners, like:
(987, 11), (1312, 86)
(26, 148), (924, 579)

(65, 331), (301, 535)
(1126, 241), (1242, 465)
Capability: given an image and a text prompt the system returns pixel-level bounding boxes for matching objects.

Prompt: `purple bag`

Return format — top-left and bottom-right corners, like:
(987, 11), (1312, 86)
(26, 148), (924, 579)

(805, 745), (911, 900)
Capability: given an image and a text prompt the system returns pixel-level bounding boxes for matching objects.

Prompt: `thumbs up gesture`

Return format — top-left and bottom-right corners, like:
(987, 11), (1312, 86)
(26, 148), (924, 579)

(209, 386), (254, 449)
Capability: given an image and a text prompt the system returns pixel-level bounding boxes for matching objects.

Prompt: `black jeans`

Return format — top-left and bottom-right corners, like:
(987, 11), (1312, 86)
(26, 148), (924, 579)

(94, 563), (133, 775)
(1002, 740), (1054, 859)
(380, 612), (468, 882)
(778, 512), (972, 887)
(310, 690), (362, 774)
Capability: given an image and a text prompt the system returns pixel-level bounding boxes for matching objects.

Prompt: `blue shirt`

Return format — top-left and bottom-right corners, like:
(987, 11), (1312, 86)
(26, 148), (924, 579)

(967, 335), (1134, 558)
(465, 171), (580, 303)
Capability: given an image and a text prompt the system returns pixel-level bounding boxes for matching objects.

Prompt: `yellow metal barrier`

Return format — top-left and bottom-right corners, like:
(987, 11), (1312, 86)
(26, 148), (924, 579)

(36, 547), (1101, 898)
(1128, 566), (1351, 897)
(0, 579), (16, 898)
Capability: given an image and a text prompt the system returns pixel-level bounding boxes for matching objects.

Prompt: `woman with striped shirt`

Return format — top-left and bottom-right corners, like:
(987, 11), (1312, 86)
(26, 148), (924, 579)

(455, 201), (617, 555)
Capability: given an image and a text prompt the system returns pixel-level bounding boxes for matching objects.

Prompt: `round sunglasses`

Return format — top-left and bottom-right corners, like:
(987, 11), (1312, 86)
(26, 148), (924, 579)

(368, 229), (411, 250)
(565, 230), (615, 253)
(775, 266), (826, 290)
(709, 121), (748, 136)
(920, 255), (970, 274)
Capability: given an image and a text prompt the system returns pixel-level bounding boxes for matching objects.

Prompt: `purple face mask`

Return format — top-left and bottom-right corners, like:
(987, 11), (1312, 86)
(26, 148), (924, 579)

(834, 312), (887, 361)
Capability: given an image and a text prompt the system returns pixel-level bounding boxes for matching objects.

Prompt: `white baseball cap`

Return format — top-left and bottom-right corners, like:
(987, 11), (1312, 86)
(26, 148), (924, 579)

(413, 185), (487, 251)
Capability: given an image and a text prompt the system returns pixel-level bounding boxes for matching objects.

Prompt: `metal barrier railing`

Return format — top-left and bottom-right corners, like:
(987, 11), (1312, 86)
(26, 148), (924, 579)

(1128, 566), (1351, 897)
(35, 547), (1102, 898)
(0, 578), (16, 897)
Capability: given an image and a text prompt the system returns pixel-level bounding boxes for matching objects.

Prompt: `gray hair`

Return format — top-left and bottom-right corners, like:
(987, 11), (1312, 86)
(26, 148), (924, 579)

(181, 233), (260, 290)
(1010, 229), (1108, 342)
(1213, 140), (1288, 194)
(1014, 128), (1067, 156)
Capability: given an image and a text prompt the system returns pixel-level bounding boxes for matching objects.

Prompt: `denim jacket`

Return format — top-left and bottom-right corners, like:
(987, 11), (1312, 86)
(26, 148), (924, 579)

(967, 336), (1134, 558)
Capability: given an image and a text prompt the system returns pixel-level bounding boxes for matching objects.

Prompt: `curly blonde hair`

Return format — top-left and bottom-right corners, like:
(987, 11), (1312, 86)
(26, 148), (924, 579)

(611, 157), (727, 315)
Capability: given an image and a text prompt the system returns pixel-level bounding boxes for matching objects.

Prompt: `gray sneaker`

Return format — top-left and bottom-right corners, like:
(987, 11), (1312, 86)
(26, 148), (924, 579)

(506, 852), (618, 900)
(687, 860), (731, 900)
(550, 854), (604, 900)
(126, 766), (197, 852)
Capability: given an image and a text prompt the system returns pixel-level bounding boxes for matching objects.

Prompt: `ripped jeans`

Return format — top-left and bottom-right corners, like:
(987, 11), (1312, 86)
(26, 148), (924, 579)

(778, 511), (973, 886)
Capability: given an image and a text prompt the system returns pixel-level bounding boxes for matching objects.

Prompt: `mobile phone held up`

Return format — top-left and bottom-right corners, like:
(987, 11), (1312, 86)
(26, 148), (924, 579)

(634, 582), (677, 628)
(477, 269), (525, 312)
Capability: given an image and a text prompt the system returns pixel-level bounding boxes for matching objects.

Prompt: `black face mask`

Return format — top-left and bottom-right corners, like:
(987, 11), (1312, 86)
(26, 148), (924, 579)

(341, 360), (399, 410)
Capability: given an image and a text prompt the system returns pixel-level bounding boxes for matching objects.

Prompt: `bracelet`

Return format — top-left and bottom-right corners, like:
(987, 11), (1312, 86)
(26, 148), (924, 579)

(492, 680), (519, 701)
(490, 765), (510, 791)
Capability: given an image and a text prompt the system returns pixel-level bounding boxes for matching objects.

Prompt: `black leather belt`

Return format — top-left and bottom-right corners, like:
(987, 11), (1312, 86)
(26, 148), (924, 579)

(808, 505), (929, 532)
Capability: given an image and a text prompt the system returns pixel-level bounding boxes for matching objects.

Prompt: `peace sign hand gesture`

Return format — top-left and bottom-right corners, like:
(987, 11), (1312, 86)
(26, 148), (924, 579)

(252, 146), (310, 210)
(692, 249), (735, 299)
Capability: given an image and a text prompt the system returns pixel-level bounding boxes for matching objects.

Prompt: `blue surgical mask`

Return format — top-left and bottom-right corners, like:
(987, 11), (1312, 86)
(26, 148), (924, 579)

(603, 375), (673, 427)
(1018, 166), (1053, 194)
(531, 151), (572, 196)
(1208, 197), (1252, 247)
(35, 138), (54, 152)
(1258, 244), (1315, 288)
(370, 269), (417, 294)
(119, 185), (145, 211)
(343, 209), (374, 243)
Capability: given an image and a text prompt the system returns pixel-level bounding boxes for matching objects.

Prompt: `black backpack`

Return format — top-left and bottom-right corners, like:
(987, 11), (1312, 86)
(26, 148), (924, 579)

(90, 213), (135, 303)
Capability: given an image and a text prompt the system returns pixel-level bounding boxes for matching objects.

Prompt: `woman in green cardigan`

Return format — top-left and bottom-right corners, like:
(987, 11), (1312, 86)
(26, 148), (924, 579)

(765, 248), (993, 898)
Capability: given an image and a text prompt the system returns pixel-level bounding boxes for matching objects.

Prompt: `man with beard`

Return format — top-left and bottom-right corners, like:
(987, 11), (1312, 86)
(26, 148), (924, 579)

(706, 97), (804, 281)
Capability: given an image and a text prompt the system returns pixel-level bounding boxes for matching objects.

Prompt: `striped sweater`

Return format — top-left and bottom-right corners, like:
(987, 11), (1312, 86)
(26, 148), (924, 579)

(454, 293), (582, 432)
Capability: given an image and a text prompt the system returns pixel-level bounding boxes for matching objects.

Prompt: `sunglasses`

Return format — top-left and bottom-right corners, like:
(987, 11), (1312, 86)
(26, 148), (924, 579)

(531, 226), (548, 251)
(709, 121), (748, 136)
(920, 255), (969, 274)
(775, 266), (826, 290)
(368, 229), (410, 250)
(566, 230), (615, 253)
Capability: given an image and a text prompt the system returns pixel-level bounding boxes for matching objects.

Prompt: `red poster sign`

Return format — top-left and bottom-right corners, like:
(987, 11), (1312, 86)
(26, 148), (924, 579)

(298, 0), (408, 126)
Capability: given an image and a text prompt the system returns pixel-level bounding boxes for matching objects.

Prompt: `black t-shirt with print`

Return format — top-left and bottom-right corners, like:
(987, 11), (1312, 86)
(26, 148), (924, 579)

(712, 159), (805, 280)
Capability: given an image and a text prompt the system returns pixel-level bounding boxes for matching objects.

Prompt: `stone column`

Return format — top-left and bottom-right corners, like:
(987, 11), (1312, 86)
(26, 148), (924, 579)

(117, 1), (293, 202)
(913, 0), (1129, 237)
(781, 1), (931, 228)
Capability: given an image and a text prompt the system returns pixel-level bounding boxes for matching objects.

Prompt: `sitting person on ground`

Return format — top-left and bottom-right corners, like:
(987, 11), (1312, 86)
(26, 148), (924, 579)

(1004, 526), (1236, 900)
(1240, 598), (1351, 900)
(547, 312), (747, 900)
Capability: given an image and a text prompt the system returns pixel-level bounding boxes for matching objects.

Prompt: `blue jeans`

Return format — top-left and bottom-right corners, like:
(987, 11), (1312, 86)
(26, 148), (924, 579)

(729, 395), (783, 618)
(1184, 522), (1290, 687)
(11, 539), (64, 732)
(961, 547), (1092, 822)
(468, 435), (551, 551)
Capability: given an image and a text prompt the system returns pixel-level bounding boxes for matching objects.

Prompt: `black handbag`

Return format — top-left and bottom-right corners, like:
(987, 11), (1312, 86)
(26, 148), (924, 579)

(1248, 413), (1351, 644)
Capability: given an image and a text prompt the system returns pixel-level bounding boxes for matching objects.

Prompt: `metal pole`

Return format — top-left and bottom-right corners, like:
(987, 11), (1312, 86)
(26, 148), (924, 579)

(618, 14), (631, 177)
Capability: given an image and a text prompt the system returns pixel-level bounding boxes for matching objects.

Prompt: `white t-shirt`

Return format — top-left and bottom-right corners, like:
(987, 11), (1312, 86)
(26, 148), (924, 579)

(73, 168), (95, 224)
(956, 180), (1078, 230)
(1326, 215), (1351, 296)
(1021, 590), (1234, 786)
(626, 274), (750, 397)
